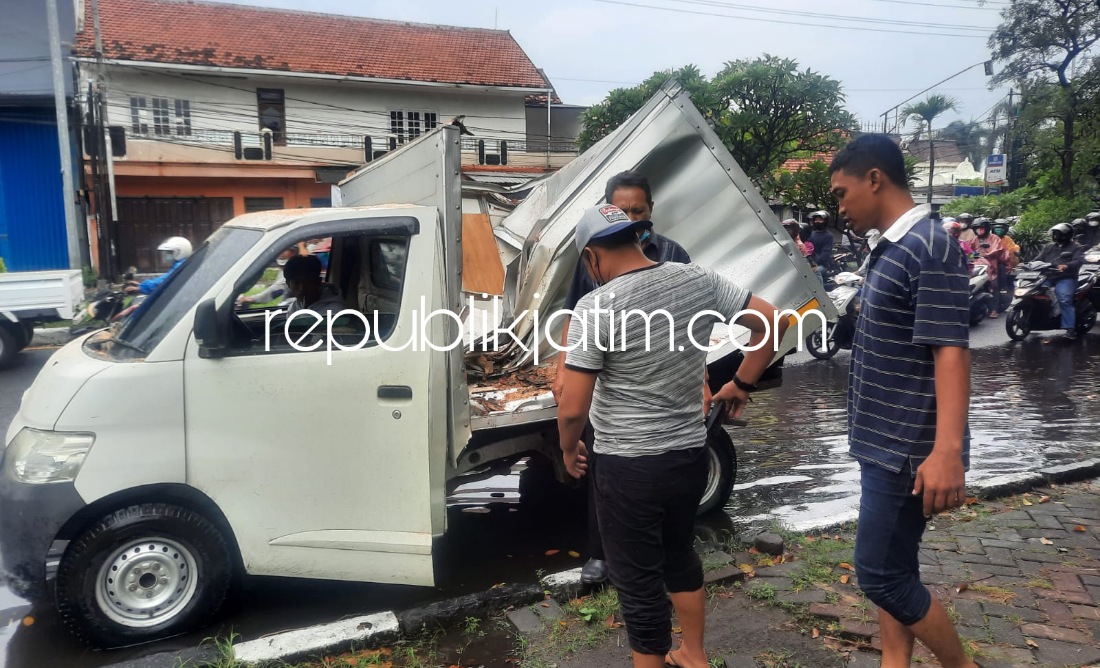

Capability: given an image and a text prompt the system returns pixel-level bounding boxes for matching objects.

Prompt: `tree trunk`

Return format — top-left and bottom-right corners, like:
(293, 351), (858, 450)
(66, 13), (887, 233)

(1062, 91), (1076, 196)
(927, 126), (935, 205)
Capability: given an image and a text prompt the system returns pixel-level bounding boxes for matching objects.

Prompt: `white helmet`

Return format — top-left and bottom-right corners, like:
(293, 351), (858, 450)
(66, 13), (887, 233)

(157, 236), (193, 263)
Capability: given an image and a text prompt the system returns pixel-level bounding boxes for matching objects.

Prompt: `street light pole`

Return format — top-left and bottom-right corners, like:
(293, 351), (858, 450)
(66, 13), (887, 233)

(879, 60), (994, 134)
(46, 0), (81, 270)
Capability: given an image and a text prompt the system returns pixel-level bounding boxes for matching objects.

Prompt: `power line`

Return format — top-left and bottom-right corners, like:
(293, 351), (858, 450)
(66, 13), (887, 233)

(858, 0), (1001, 10)
(659, 0), (993, 31)
(589, 0), (990, 37)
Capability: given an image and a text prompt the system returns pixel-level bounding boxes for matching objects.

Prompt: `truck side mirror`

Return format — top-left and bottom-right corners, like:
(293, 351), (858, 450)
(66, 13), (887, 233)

(194, 298), (227, 358)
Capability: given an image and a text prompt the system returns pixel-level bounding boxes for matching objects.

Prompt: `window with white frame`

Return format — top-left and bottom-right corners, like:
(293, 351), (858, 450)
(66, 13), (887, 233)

(129, 96), (192, 137)
(389, 110), (438, 144)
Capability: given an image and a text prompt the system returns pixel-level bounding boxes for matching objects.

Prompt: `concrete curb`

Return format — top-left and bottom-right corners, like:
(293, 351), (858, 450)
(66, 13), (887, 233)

(31, 327), (73, 347)
(103, 466), (1100, 668)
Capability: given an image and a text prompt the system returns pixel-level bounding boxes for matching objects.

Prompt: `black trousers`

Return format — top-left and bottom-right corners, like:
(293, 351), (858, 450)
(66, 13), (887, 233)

(594, 447), (707, 655)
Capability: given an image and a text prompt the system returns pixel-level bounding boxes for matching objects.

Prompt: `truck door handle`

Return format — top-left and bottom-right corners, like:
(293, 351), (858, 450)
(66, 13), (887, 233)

(378, 385), (412, 400)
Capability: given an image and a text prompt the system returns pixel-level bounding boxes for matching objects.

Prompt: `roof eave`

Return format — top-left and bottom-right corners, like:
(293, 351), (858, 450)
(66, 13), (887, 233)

(74, 57), (552, 94)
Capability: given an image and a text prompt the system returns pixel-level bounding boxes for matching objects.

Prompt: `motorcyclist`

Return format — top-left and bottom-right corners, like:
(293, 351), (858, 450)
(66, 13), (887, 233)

(1078, 212), (1100, 249)
(972, 218), (1008, 318)
(807, 210), (835, 283)
(782, 219), (810, 258)
(1036, 222), (1086, 339)
(957, 212), (977, 244)
(1071, 217), (1091, 247)
(942, 219), (974, 255)
(125, 236), (192, 295)
(991, 220), (1021, 313)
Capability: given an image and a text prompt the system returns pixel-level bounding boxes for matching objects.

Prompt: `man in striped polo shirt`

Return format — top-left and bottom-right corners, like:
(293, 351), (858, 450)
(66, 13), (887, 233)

(829, 135), (977, 668)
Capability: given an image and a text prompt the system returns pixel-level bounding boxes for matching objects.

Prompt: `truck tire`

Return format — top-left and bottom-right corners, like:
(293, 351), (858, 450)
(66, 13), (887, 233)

(698, 427), (737, 516)
(55, 503), (233, 648)
(0, 325), (17, 368)
(17, 321), (34, 350)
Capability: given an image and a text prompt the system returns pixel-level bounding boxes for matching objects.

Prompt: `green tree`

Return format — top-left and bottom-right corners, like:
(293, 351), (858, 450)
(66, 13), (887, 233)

(577, 56), (856, 181)
(938, 120), (987, 167)
(577, 65), (718, 152)
(989, 0), (1100, 195)
(769, 160), (837, 221)
(902, 94), (959, 204)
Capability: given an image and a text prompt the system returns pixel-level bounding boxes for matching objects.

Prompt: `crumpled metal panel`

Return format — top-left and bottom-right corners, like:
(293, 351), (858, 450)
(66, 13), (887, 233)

(490, 81), (837, 370)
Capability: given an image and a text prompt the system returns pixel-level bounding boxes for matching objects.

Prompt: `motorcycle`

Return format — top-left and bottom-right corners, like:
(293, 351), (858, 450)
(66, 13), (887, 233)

(806, 271), (863, 360)
(968, 258), (995, 326)
(1084, 244), (1100, 310)
(1005, 259), (1098, 341)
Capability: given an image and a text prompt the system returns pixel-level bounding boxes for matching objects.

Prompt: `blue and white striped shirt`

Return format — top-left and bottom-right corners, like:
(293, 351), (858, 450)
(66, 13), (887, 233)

(848, 208), (971, 473)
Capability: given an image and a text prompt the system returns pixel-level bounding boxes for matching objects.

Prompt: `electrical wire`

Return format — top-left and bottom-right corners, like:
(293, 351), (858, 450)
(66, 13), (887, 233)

(658, 0), (993, 31)
(589, 0), (990, 37)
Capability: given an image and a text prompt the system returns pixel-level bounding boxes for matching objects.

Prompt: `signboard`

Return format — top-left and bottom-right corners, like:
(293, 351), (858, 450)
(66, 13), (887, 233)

(985, 154), (1006, 185)
(953, 185), (985, 197)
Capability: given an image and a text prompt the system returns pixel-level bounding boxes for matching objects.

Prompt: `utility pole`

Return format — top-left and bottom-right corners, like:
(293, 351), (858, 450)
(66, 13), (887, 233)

(46, 0), (82, 270)
(89, 0), (116, 279)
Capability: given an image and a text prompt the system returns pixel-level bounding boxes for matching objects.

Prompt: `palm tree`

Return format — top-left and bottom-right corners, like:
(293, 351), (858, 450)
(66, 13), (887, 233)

(902, 94), (959, 203)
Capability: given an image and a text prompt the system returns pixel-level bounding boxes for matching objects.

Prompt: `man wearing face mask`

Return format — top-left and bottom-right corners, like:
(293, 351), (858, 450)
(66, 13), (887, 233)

(807, 211), (835, 282)
(1037, 223), (1086, 339)
(558, 204), (786, 668)
(552, 171), (690, 586)
(971, 218), (1008, 318)
(238, 247), (297, 306)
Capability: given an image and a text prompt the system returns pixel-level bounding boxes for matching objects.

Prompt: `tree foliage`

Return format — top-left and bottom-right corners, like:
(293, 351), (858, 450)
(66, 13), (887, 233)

(938, 120), (987, 166)
(989, 0), (1100, 195)
(577, 56), (856, 181)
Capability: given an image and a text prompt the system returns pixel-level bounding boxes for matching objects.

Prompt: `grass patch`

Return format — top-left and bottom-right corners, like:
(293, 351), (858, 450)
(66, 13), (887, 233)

(746, 581), (777, 601)
(756, 648), (805, 668)
(969, 584), (1018, 604)
(1025, 578), (1054, 590)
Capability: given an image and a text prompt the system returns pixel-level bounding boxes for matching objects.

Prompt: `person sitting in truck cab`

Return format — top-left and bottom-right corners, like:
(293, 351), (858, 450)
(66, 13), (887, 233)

(125, 236), (192, 295)
(283, 255), (347, 316)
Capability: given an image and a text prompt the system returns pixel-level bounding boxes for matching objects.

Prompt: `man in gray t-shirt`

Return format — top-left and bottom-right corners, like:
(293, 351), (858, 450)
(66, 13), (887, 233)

(557, 204), (787, 668)
(566, 263), (750, 458)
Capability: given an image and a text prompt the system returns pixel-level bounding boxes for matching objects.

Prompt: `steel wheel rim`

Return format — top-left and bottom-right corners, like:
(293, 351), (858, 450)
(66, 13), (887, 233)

(702, 446), (722, 508)
(95, 537), (199, 628)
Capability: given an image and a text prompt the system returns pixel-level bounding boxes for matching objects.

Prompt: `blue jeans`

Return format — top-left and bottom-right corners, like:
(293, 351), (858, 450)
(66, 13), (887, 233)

(853, 460), (932, 626)
(1047, 278), (1077, 329)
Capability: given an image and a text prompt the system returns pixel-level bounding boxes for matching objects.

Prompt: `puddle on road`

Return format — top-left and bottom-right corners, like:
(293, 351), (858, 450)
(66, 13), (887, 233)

(731, 334), (1100, 531)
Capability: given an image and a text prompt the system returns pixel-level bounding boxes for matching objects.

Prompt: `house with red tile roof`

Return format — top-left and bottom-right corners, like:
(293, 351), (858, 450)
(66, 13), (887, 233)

(72, 0), (577, 272)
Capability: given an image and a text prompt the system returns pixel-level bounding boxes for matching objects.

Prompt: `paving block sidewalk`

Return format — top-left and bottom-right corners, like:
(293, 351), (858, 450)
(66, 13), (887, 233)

(511, 480), (1100, 667)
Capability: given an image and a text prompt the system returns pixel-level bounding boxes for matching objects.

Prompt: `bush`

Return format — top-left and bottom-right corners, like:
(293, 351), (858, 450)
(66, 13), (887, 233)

(0, 257), (6, 273)
(939, 186), (1041, 219)
(82, 264), (97, 288)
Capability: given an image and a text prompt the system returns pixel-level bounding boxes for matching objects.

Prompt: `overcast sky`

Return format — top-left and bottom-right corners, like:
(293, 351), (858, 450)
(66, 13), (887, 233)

(230, 0), (1012, 136)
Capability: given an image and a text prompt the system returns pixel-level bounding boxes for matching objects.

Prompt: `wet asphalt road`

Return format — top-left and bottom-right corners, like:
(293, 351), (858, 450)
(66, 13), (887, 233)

(2, 321), (1100, 666)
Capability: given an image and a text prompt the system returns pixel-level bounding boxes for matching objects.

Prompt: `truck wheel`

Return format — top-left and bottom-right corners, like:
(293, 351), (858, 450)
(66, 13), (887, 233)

(55, 503), (233, 648)
(0, 325), (17, 368)
(698, 428), (736, 516)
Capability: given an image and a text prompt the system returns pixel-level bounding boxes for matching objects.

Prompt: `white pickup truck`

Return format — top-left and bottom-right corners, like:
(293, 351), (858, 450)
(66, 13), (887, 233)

(0, 269), (84, 367)
(0, 83), (833, 648)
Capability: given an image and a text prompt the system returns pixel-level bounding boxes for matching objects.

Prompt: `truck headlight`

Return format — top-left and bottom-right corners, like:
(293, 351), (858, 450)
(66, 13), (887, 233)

(3, 429), (94, 484)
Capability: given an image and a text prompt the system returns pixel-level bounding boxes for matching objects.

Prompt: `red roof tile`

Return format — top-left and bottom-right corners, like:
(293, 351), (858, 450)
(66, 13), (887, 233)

(780, 152), (834, 173)
(74, 0), (550, 89)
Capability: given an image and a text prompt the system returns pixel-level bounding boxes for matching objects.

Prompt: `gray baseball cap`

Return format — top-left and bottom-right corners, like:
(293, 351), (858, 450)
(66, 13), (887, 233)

(575, 204), (642, 252)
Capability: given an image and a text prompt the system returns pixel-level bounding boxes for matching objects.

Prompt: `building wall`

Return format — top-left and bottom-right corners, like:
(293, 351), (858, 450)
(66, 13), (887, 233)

(115, 175), (330, 218)
(99, 68), (530, 154)
(0, 112), (69, 271)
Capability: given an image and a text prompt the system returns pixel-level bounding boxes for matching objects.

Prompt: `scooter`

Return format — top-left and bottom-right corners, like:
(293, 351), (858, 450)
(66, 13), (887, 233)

(968, 258), (995, 326)
(1005, 260), (1098, 341)
(1083, 244), (1100, 310)
(806, 271), (863, 360)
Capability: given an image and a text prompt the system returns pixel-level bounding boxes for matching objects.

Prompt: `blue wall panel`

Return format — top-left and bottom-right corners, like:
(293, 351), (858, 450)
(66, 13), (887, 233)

(0, 113), (69, 271)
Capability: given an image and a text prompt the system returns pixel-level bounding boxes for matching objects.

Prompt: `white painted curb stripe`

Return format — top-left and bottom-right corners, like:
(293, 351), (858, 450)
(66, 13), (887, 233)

(232, 611), (399, 665)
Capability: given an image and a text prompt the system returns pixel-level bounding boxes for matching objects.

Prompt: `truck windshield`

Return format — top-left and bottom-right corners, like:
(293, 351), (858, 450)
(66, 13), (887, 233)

(117, 226), (262, 354)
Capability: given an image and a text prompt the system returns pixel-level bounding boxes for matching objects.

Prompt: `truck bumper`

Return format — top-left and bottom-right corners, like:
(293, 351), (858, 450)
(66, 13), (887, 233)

(0, 476), (85, 601)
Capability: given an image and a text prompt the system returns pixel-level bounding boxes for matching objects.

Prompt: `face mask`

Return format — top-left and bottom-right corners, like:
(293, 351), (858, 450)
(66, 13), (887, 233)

(638, 229), (651, 245)
(276, 258), (289, 267)
(306, 244), (318, 253)
(585, 250), (604, 287)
